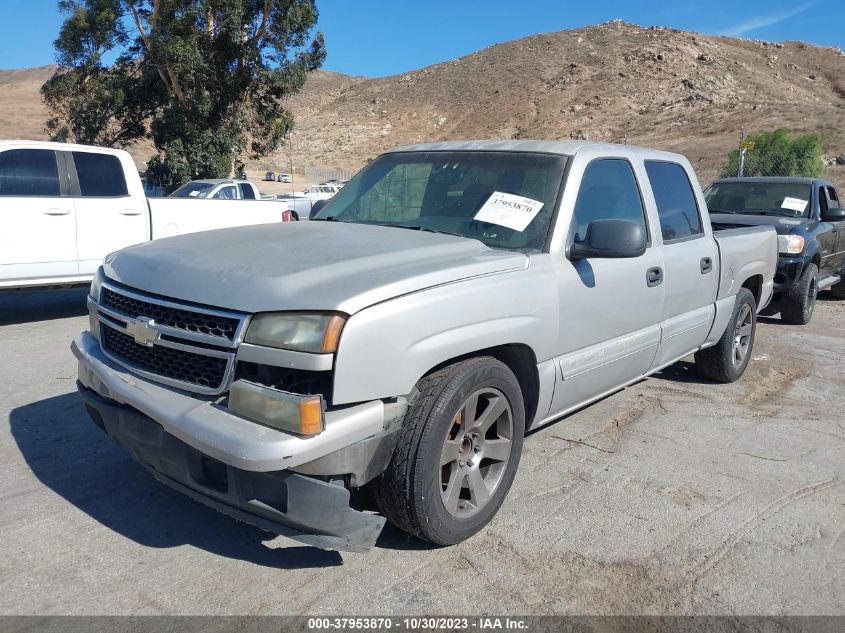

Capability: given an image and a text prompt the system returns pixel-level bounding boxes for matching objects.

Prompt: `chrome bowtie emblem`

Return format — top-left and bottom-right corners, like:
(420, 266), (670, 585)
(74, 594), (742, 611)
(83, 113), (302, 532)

(126, 316), (159, 347)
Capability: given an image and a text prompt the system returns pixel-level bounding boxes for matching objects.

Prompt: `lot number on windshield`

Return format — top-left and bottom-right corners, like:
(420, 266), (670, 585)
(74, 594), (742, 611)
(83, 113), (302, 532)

(473, 191), (544, 232)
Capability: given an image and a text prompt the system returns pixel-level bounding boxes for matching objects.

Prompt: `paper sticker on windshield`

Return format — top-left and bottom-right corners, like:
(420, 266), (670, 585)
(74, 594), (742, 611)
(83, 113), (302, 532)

(473, 192), (544, 232)
(781, 197), (807, 212)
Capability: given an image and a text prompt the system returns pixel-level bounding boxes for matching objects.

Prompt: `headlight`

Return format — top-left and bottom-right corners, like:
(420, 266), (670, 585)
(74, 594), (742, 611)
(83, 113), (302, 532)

(778, 235), (805, 255)
(245, 313), (346, 353)
(89, 267), (104, 301)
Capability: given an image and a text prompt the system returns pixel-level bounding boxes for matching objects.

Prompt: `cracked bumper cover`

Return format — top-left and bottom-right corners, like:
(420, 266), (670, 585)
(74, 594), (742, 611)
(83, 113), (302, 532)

(71, 330), (387, 552)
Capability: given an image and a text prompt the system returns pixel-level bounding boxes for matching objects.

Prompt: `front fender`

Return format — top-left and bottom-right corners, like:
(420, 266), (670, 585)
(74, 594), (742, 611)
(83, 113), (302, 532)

(332, 266), (557, 405)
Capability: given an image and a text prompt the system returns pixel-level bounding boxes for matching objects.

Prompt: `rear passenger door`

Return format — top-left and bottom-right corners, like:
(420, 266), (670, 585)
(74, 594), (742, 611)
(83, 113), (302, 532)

(644, 160), (719, 369)
(71, 150), (149, 276)
(0, 148), (77, 284)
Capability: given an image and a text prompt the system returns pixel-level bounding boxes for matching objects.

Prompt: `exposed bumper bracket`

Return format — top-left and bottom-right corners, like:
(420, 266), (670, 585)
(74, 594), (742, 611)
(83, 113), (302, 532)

(78, 385), (385, 552)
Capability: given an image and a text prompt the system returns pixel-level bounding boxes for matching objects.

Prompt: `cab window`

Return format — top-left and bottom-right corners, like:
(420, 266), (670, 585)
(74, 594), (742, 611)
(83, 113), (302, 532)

(0, 149), (61, 197)
(572, 159), (647, 244)
(645, 161), (703, 243)
(72, 152), (128, 197)
(214, 186), (238, 200)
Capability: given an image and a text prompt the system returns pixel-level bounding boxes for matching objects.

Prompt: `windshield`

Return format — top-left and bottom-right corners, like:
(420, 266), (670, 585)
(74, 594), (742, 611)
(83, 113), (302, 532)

(704, 182), (812, 218)
(313, 151), (568, 251)
(170, 182), (215, 198)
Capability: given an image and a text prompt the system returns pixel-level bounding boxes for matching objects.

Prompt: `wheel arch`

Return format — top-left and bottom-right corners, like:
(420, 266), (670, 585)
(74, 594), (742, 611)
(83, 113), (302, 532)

(423, 344), (541, 428)
(740, 274), (764, 307)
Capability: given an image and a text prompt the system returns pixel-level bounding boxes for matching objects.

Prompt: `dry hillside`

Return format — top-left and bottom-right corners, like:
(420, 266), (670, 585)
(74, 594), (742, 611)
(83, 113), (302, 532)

(2, 21), (844, 186)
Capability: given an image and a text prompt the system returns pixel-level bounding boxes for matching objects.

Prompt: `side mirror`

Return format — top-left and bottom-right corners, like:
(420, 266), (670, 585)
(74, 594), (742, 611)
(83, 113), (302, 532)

(570, 219), (647, 259)
(822, 207), (845, 222)
(310, 199), (329, 219)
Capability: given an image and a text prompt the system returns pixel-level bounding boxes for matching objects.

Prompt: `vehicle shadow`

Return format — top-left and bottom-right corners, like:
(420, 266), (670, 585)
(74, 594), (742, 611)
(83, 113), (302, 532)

(0, 288), (89, 326)
(649, 359), (716, 385)
(9, 392), (344, 569)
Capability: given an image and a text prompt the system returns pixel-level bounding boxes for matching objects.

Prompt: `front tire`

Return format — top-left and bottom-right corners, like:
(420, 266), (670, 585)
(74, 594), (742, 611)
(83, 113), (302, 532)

(781, 263), (818, 324)
(695, 288), (756, 383)
(374, 357), (525, 545)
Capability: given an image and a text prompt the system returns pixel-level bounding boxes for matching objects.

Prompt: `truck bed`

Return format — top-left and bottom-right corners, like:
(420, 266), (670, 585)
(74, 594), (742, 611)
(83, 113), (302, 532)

(712, 225), (778, 306)
(147, 198), (290, 240)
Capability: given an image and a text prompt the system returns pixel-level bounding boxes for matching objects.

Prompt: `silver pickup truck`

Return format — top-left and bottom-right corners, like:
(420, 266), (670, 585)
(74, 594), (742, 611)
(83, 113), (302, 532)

(72, 140), (777, 552)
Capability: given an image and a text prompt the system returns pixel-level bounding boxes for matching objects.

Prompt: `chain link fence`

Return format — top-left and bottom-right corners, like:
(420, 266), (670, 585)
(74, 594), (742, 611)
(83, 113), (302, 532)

(688, 148), (845, 193)
(302, 164), (356, 183)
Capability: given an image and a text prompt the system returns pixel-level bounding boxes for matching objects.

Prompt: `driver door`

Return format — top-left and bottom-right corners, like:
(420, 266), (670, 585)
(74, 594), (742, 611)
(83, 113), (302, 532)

(549, 158), (665, 416)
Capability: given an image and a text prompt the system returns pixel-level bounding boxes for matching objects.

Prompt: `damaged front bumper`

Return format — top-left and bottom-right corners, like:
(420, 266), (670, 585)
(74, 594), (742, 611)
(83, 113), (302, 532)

(71, 331), (389, 552)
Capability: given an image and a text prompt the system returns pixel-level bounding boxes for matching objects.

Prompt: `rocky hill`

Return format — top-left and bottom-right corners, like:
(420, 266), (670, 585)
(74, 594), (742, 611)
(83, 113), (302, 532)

(2, 21), (844, 186)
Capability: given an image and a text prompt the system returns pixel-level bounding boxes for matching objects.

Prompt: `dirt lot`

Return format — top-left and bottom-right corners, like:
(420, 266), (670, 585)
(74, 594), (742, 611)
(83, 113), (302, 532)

(0, 290), (843, 615)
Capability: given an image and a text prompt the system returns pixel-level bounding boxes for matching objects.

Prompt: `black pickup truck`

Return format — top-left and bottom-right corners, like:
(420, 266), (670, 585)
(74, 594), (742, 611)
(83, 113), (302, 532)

(705, 177), (845, 324)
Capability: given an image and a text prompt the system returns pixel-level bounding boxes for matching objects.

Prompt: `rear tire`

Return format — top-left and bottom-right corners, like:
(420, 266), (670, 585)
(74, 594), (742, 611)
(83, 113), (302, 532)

(374, 357), (525, 546)
(781, 263), (818, 324)
(695, 288), (756, 383)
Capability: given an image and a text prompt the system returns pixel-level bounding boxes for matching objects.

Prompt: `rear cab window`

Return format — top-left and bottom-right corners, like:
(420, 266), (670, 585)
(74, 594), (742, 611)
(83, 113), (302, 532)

(0, 149), (61, 197)
(644, 161), (703, 243)
(72, 152), (128, 197)
(239, 183), (256, 200)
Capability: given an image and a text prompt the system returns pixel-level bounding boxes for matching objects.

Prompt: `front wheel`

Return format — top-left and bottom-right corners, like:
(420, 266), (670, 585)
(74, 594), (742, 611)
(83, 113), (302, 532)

(781, 263), (818, 324)
(374, 357), (525, 545)
(694, 288), (757, 383)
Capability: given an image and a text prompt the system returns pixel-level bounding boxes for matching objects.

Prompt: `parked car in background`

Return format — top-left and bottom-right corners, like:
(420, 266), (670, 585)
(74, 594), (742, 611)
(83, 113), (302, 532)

(140, 176), (165, 198)
(277, 173), (292, 183)
(170, 179), (261, 200)
(274, 193), (312, 220)
(0, 141), (293, 291)
(73, 140), (776, 552)
(264, 171), (275, 182)
(302, 184), (341, 199)
(705, 177), (845, 324)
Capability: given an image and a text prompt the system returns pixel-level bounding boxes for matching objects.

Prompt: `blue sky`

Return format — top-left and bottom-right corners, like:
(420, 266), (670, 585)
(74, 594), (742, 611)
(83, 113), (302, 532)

(0, 0), (842, 77)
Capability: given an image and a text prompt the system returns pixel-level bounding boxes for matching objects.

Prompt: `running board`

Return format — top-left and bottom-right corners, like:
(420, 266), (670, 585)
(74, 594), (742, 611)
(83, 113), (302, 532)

(818, 274), (841, 290)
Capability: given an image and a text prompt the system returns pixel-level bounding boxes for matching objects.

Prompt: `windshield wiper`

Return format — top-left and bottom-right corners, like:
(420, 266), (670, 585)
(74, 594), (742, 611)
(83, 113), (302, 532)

(393, 224), (467, 238)
(708, 209), (736, 214)
(312, 215), (338, 222)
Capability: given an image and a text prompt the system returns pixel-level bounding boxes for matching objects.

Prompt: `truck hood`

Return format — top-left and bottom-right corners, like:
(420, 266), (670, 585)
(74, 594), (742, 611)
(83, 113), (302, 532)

(709, 212), (810, 235)
(104, 221), (528, 314)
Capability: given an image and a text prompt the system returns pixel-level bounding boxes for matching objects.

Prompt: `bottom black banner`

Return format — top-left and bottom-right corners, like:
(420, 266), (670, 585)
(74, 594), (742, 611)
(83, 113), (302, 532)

(2, 616), (843, 633)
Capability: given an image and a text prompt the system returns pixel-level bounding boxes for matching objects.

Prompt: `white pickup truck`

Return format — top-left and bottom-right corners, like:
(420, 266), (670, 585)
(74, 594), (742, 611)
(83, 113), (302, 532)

(0, 140), (292, 291)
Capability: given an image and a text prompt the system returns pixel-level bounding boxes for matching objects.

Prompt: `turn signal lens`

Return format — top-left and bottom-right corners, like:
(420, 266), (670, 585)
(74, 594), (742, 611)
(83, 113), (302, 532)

(299, 397), (325, 435)
(321, 315), (346, 353)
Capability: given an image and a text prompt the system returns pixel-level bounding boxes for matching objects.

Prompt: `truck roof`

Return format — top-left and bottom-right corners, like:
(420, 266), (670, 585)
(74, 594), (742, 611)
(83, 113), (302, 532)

(0, 139), (129, 157)
(189, 179), (253, 185)
(387, 139), (686, 161)
(713, 176), (833, 186)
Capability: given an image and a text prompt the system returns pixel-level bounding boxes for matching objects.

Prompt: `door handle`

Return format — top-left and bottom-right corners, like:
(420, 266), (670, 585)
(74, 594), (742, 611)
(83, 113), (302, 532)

(700, 257), (713, 274)
(118, 208), (144, 216)
(43, 208), (70, 216)
(646, 266), (663, 287)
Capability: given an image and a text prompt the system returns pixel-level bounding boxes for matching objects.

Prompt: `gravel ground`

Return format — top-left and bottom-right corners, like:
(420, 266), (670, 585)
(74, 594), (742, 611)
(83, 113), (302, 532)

(0, 289), (843, 615)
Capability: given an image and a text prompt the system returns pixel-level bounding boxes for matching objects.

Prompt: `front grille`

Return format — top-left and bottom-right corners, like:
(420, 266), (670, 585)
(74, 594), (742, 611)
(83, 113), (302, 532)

(102, 325), (229, 391)
(101, 287), (240, 341)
